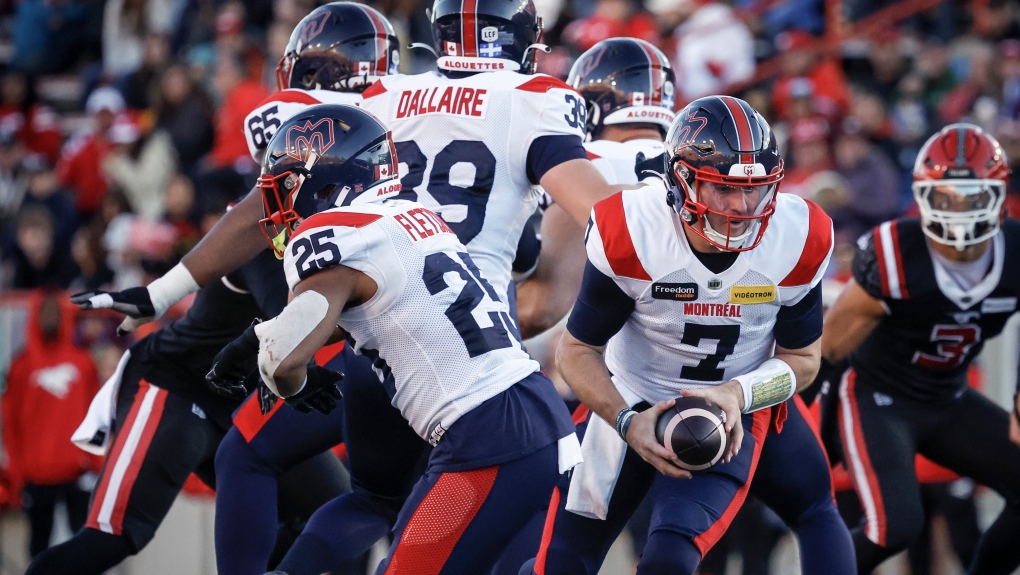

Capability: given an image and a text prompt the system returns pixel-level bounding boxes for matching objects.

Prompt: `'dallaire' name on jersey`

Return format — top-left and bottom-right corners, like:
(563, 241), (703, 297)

(588, 186), (833, 403)
(282, 200), (539, 445)
(851, 218), (1020, 401)
(359, 70), (586, 300)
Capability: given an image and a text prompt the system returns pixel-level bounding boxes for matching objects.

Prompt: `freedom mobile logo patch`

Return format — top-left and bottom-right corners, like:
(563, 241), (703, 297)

(651, 282), (698, 301)
(729, 285), (776, 304)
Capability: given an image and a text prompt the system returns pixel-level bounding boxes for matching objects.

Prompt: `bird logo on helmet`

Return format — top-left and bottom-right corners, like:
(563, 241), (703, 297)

(663, 95), (784, 252)
(428, 0), (546, 73)
(567, 38), (676, 139)
(912, 123), (1011, 251)
(277, 2), (400, 92)
(258, 104), (402, 256)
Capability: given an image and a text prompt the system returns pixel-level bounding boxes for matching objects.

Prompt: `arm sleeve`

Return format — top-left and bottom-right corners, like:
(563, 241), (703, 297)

(774, 283), (823, 350)
(566, 260), (636, 346)
(526, 134), (587, 185)
(852, 231), (886, 300)
(239, 250), (292, 319)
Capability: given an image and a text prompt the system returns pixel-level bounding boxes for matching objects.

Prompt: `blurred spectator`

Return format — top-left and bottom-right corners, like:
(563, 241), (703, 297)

(69, 223), (115, 293)
(10, 0), (90, 74)
(102, 0), (183, 77)
(163, 174), (201, 257)
(20, 155), (78, 255)
(833, 118), (903, 241)
(57, 87), (125, 219)
(560, 0), (658, 53)
(0, 72), (62, 165)
(6, 205), (75, 289)
(154, 65), (215, 172)
(997, 39), (1020, 122)
(862, 27), (910, 105)
(995, 121), (1020, 216)
(119, 33), (173, 110)
(208, 51), (268, 171)
(782, 117), (836, 199)
(0, 127), (28, 234)
(915, 36), (958, 111)
(772, 30), (850, 121)
(848, 88), (900, 163)
(102, 116), (178, 221)
(1, 289), (99, 557)
(650, 0), (754, 103)
(938, 41), (997, 127)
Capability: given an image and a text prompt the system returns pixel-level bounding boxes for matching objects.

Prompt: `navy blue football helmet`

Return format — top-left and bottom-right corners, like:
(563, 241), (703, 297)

(277, 2), (400, 92)
(567, 38), (676, 138)
(664, 95), (784, 251)
(430, 0), (544, 73)
(258, 104), (401, 255)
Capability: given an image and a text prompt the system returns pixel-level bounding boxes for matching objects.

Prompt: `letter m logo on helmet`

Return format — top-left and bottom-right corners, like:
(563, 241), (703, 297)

(285, 118), (335, 163)
(296, 11), (331, 47)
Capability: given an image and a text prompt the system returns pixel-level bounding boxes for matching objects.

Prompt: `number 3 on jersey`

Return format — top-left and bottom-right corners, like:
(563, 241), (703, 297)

(422, 251), (520, 357)
(395, 140), (496, 245)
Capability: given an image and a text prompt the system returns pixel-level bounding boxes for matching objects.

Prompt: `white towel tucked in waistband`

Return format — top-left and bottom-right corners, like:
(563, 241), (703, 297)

(565, 379), (644, 520)
(72, 349), (131, 455)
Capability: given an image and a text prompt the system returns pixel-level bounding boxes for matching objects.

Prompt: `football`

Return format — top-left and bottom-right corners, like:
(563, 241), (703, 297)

(654, 396), (730, 471)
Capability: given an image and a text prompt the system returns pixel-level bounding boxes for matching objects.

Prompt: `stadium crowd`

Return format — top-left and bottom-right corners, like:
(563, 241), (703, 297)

(0, 0), (1019, 573)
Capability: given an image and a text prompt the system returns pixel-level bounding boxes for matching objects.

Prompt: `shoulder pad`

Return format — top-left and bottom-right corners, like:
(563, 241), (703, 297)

(852, 230), (885, 300)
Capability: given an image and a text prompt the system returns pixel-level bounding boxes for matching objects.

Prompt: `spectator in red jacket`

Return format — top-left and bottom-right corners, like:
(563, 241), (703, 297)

(57, 87), (124, 220)
(2, 289), (100, 557)
(0, 72), (62, 165)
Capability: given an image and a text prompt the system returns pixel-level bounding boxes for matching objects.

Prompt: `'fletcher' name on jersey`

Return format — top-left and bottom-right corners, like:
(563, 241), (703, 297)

(396, 87), (489, 119)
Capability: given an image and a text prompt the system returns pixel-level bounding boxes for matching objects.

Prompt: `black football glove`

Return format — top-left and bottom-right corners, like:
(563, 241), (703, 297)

(284, 365), (344, 415)
(71, 288), (156, 336)
(205, 323), (261, 399)
(634, 151), (667, 181)
(258, 382), (278, 415)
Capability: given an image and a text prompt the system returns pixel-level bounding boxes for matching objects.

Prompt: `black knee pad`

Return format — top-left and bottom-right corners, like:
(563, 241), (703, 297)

(26, 528), (135, 575)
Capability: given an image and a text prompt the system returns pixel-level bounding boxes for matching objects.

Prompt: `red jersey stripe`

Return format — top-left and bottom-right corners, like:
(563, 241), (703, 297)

(234, 393), (285, 444)
(516, 76), (576, 94)
(593, 193), (652, 281)
(873, 224), (892, 299)
(779, 199), (833, 286)
(362, 81), (388, 99)
(257, 89), (322, 108)
(313, 340), (346, 366)
(888, 221), (909, 299)
(585, 150), (601, 160)
(293, 212), (382, 239)
(108, 384), (168, 534)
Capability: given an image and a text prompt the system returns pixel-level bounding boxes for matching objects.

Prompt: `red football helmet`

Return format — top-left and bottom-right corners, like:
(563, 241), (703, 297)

(912, 123), (1011, 250)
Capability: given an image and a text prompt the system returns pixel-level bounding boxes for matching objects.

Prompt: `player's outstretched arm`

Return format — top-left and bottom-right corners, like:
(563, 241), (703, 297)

(71, 188), (268, 334)
(557, 331), (690, 480)
(539, 158), (618, 227)
(516, 204), (586, 339)
(821, 279), (887, 363)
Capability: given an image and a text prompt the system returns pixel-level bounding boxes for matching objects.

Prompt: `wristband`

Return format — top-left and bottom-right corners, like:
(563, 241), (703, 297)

(147, 263), (199, 317)
(733, 358), (796, 413)
(615, 408), (637, 442)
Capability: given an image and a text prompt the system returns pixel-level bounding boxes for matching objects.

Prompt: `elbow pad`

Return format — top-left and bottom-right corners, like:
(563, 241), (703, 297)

(257, 290), (329, 396)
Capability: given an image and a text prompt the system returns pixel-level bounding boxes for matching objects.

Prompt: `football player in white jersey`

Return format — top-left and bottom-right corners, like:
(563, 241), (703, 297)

(516, 37), (675, 338)
(531, 95), (837, 575)
(251, 103), (581, 575)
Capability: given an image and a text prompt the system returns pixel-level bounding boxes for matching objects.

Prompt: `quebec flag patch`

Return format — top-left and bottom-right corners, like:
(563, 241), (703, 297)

(479, 42), (502, 58)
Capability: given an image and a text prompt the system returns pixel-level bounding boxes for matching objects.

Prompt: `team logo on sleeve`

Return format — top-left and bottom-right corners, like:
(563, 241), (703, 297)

(285, 118), (335, 162)
(729, 285), (776, 304)
(651, 282), (698, 301)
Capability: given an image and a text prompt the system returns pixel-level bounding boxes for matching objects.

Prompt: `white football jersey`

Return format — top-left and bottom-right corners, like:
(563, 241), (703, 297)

(359, 71), (586, 298)
(586, 186), (833, 403)
(244, 89), (361, 162)
(584, 138), (664, 185)
(283, 199), (539, 445)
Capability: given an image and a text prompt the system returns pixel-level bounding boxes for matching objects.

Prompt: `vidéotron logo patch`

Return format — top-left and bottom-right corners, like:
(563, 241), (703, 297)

(729, 285), (776, 304)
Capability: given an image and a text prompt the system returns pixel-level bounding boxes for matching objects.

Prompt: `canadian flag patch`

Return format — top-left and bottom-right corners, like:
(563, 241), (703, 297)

(358, 62), (372, 75)
(445, 41), (461, 56)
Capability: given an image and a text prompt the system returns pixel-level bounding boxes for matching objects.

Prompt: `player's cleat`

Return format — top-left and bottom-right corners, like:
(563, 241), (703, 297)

(655, 396), (729, 471)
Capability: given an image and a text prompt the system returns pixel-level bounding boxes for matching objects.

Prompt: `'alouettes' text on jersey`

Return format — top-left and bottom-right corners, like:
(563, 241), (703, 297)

(282, 200), (540, 445)
(244, 89), (362, 162)
(851, 218), (1020, 401)
(587, 187), (833, 402)
(585, 138), (664, 185)
(359, 71), (586, 299)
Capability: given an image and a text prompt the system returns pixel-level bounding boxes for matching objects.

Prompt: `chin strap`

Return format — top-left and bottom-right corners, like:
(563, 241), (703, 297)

(409, 42), (438, 58)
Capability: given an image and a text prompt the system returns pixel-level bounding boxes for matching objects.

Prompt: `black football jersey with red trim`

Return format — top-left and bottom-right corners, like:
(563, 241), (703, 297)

(850, 218), (1020, 401)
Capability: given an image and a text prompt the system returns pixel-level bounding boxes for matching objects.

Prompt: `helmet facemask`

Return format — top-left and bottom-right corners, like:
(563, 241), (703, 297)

(912, 178), (1006, 251)
(258, 160), (315, 258)
(669, 158), (781, 252)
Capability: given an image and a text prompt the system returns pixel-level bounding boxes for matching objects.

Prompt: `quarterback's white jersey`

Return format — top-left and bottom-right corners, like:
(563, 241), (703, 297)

(585, 138), (664, 185)
(360, 71), (586, 298)
(244, 89), (361, 162)
(283, 199), (539, 445)
(587, 187), (833, 403)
